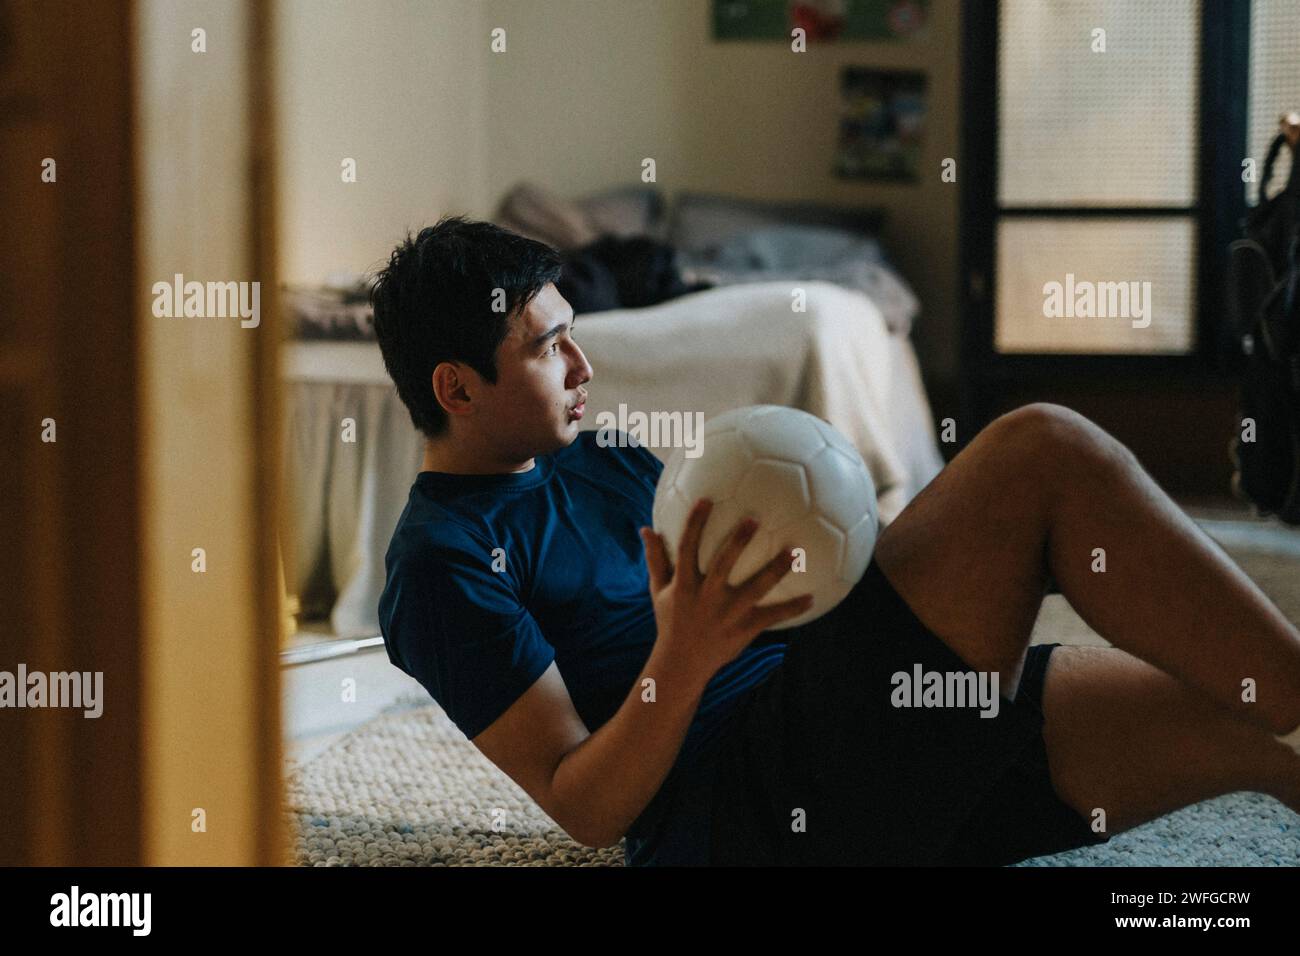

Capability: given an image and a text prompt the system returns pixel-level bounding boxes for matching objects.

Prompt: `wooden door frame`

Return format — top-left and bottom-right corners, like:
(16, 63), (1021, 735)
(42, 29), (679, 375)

(0, 0), (286, 866)
(0, 0), (144, 867)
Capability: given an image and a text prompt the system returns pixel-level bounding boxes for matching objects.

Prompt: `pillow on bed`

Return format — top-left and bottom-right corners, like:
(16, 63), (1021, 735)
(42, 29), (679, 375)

(495, 182), (599, 251)
(668, 191), (887, 253)
(495, 181), (667, 249)
(573, 185), (667, 240)
(691, 224), (886, 271)
(677, 225), (919, 337)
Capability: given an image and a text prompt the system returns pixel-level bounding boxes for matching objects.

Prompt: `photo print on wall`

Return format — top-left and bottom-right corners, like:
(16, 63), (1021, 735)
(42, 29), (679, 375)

(835, 67), (928, 182)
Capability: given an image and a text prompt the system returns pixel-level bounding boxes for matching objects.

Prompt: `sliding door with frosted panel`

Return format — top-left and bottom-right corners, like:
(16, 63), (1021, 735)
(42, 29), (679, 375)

(995, 0), (1201, 356)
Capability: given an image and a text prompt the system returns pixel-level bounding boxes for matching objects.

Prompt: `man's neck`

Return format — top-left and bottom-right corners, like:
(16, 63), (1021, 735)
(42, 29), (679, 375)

(421, 438), (535, 476)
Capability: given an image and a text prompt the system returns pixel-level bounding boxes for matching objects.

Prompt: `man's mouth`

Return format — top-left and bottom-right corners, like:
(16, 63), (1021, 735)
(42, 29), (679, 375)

(568, 394), (587, 420)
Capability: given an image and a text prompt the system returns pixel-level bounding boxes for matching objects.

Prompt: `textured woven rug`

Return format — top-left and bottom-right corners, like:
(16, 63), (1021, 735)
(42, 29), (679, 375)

(285, 515), (1300, 866)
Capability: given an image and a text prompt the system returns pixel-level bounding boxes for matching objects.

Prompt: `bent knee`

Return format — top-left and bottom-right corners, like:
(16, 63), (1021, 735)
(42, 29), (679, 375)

(987, 403), (1138, 483)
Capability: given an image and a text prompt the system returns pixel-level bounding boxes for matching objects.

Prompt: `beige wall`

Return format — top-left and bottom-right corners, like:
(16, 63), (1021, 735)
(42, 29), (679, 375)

(275, 0), (962, 384)
(274, 0), (491, 284)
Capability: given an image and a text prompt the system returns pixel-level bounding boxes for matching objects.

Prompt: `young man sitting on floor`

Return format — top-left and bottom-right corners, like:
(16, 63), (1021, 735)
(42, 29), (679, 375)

(373, 216), (1300, 866)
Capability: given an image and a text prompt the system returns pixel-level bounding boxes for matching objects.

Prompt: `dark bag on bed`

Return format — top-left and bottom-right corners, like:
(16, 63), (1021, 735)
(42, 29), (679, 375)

(558, 236), (712, 313)
(1227, 131), (1300, 523)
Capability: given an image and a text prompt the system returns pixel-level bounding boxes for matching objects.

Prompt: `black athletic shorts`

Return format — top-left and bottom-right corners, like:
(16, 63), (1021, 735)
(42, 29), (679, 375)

(707, 555), (1112, 866)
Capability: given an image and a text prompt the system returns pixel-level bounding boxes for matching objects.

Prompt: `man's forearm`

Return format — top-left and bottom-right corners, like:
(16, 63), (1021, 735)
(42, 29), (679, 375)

(548, 641), (710, 847)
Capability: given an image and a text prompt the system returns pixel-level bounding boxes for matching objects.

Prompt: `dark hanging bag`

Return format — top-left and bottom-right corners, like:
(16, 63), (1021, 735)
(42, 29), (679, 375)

(1227, 124), (1300, 524)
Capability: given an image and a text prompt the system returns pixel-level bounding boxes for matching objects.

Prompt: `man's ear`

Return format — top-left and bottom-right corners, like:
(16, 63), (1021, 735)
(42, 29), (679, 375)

(432, 362), (475, 418)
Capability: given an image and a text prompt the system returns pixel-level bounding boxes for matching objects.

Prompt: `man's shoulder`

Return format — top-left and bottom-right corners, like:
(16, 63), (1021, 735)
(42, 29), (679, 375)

(570, 427), (646, 454)
(385, 506), (495, 576)
(378, 509), (513, 663)
(570, 428), (663, 478)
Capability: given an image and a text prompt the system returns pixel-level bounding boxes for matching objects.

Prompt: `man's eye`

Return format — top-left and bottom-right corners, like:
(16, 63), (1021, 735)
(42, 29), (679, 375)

(546, 341), (559, 356)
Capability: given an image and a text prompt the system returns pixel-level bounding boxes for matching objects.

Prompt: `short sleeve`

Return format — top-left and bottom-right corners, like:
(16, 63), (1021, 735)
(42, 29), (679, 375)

(620, 430), (664, 491)
(379, 530), (556, 740)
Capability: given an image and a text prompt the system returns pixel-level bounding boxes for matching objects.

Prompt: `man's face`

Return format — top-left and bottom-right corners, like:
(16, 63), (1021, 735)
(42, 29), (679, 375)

(472, 283), (592, 461)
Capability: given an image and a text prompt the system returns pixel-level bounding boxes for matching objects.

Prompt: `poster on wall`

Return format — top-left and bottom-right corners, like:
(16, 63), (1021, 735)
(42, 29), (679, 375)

(834, 68), (927, 181)
(713, 0), (927, 42)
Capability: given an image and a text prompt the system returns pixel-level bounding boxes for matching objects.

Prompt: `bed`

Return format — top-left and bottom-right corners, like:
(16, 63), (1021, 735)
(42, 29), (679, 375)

(283, 279), (946, 638)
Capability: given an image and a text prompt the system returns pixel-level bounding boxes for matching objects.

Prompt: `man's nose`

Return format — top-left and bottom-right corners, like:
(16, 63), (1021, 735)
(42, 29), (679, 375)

(569, 343), (593, 386)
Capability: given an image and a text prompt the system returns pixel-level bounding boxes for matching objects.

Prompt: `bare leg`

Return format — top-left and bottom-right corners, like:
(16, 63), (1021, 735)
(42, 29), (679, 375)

(874, 403), (1300, 736)
(1041, 410), (1300, 737)
(1039, 645), (1300, 834)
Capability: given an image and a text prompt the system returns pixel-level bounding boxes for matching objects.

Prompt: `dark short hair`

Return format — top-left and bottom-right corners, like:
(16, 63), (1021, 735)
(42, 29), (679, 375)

(370, 216), (564, 439)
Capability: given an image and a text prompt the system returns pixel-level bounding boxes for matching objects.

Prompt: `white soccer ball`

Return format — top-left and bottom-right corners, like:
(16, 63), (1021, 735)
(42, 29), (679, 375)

(651, 405), (878, 630)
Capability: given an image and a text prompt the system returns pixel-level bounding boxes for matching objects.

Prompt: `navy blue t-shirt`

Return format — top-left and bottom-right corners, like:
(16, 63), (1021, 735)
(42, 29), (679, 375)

(378, 430), (786, 865)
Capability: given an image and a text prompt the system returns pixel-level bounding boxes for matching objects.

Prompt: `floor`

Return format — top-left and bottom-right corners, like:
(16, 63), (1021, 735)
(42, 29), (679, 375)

(283, 644), (423, 763)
